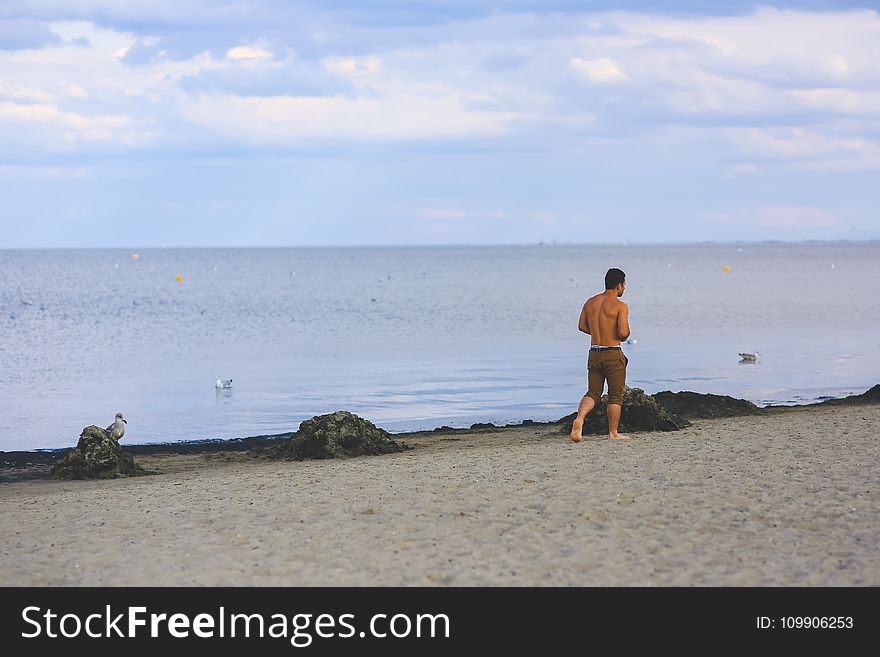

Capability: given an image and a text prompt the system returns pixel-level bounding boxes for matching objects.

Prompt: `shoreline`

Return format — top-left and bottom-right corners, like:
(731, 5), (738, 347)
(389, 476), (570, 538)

(2, 384), (877, 474)
(3, 384), (878, 469)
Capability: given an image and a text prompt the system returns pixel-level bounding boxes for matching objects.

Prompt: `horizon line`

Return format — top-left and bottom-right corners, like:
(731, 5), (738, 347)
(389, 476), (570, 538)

(1, 237), (879, 251)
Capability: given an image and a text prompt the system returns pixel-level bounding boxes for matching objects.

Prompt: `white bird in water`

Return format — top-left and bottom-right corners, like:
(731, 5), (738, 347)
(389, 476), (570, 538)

(215, 376), (233, 389)
(106, 412), (127, 441)
(738, 351), (760, 362)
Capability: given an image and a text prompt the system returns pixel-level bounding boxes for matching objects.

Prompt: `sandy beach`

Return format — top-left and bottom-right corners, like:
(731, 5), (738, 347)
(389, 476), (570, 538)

(2, 402), (878, 586)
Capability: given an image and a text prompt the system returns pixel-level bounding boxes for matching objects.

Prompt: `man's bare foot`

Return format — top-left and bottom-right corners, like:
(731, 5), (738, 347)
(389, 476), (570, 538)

(609, 433), (631, 440)
(570, 418), (583, 443)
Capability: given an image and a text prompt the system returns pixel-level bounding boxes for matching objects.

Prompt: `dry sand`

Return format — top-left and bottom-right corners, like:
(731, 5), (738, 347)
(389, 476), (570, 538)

(2, 403), (878, 586)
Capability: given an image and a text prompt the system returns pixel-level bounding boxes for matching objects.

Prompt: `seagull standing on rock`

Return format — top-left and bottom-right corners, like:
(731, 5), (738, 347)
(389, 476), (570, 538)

(106, 412), (127, 440)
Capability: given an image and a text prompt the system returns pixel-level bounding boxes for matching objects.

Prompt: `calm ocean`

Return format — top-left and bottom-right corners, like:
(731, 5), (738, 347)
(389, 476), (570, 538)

(1, 242), (878, 451)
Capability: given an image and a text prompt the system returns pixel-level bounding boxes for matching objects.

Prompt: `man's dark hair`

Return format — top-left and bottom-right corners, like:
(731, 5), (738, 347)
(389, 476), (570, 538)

(605, 268), (626, 290)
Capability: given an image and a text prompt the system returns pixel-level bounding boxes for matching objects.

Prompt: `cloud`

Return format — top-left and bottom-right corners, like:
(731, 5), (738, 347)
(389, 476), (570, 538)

(0, 100), (135, 141)
(0, 5), (877, 170)
(758, 207), (838, 228)
(226, 45), (272, 60)
(324, 56), (382, 74)
(0, 82), (55, 103)
(727, 127), (880, 170)
(788, 88), (880, 115)
(178, 60), (351, 98)
(553, 7), (880, 138)
(181, 91), (520, 142)
(569, 57), (627, 82)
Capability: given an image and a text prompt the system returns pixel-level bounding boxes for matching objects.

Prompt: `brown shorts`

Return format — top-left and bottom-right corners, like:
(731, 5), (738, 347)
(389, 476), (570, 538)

(586, 349), (628, 406)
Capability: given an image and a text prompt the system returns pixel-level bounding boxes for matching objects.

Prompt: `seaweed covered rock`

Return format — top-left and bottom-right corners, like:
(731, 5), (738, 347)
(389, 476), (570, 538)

(814, 384), (880, 407)
(558, 387), (689, 436)
(51, 425), (146, 479)
(273, 411), (406, 461)
(652, 390), (760, 419)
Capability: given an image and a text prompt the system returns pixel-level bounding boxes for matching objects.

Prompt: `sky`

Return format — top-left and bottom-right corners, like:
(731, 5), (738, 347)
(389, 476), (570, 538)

(1, 1), (879, 247)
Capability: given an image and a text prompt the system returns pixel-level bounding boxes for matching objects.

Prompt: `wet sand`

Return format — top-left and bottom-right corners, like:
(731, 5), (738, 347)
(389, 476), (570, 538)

(2, 403), (878, 586)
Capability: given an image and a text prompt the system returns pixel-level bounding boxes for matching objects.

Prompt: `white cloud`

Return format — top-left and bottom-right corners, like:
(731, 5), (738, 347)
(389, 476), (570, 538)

(557, 7), (880, 141)
(621, 6), (880, 69)
(730, 127), (876, 162)
(324, 56), (382, 74)
(0, 100), (134, 141)
(181, 91), (519, 141)
(0, 7), (877, 167)
(65, 84), (88, 99)
(49, 20), (133, 54)
(226, 45), (273, 60)
(0, 83), (55, 103)
(569, 57), (627, 82)
(788, 88), (880, 115)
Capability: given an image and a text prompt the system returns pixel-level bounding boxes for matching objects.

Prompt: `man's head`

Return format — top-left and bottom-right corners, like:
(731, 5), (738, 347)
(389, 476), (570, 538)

(605, 268), (626, 297)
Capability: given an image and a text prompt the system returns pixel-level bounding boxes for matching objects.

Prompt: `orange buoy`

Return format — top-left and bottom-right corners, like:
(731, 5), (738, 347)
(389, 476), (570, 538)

(176, 275), (183, 282)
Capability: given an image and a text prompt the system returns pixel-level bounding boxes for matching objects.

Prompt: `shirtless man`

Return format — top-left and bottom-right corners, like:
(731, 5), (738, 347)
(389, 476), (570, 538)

(570, 268), (631, 442)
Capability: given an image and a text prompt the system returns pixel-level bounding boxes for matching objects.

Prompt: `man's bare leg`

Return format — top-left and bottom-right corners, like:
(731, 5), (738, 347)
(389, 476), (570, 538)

(607, 403), (630, 440)
(570, 395), (596, 442)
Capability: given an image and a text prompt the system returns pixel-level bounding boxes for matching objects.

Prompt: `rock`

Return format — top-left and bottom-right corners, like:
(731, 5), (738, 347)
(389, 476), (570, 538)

(813, 384), (880, 406)
(51, 425), (146, 479)
(272, 411), (407, 461)
(504, 419), (541, 428)
(652, 390), (760, 419)
(558, 387), (689, 435)
(431, 426), (460, 434)
(469, 422), (496, 430)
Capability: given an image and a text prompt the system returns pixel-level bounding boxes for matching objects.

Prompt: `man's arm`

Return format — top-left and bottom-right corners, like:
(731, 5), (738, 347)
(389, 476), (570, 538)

(616, 302), (630, 341)
(578, 304), (590, 334)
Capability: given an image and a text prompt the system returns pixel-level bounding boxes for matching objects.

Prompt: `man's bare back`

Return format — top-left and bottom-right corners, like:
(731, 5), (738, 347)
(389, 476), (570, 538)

(578, 292), (630, 346)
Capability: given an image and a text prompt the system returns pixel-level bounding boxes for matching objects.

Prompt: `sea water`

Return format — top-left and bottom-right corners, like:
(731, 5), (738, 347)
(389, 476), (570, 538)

(1, 242), (877, 450)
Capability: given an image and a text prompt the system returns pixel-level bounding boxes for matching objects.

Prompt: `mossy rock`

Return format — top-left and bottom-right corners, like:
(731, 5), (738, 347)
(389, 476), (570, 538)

(273, 411), (407, 461)
(814, 384), (880, 407)
(652, 390), (760, 418)
(559, 386), (690, 435)
(51, 425), (146, 479)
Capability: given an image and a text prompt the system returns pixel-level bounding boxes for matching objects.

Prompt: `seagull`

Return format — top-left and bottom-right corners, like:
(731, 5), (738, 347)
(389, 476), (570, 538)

(215, 376), (233, 389)
(738, 351), (760, 362)
(106, 412), (127, 441)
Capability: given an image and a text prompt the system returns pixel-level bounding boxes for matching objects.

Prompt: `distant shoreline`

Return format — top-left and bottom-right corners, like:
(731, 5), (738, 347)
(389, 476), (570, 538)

(3, 384), (876, 469)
